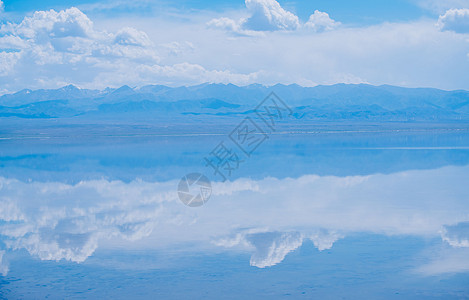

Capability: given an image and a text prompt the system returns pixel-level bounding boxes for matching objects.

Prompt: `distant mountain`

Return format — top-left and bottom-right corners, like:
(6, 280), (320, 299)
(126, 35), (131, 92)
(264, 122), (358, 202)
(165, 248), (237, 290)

(0, 83), (469, 121)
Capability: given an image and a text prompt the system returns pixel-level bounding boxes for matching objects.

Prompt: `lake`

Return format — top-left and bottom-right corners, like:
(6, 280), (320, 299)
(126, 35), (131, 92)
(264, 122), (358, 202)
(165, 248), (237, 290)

(1, 123), (469, 299)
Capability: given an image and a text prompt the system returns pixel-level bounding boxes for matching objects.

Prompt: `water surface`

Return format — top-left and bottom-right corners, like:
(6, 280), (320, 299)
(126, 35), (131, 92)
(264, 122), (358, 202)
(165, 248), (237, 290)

(1, 125), (469, 299)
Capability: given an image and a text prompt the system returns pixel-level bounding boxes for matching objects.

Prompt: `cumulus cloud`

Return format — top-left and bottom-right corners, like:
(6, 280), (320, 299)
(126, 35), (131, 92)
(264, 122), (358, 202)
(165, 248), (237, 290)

(10, 7), (94, 39)
(0, 7), (157, 88)
(0, 0), (4, 14)
(437, 8), (469, 33)
(305, 10), (341, 32)
(243, 0), (300, 31)
(114, 27), (152, 47)
(207, 0), (337, 35)
(0, 7), (256, 91)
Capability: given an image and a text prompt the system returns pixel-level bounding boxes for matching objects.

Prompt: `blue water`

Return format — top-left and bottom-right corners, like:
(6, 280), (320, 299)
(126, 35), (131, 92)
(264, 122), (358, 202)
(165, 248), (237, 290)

(1, 125), (469, 299)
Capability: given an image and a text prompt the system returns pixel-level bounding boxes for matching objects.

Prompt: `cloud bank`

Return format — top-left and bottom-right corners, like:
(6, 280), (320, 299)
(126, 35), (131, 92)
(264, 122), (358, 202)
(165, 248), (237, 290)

(0, 7), (258, 91)
(0, 2), (469, 91)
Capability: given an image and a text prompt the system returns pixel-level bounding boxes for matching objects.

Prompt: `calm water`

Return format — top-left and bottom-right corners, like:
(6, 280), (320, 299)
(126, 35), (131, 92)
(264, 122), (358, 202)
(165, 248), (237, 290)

(1, 126), (469, 299)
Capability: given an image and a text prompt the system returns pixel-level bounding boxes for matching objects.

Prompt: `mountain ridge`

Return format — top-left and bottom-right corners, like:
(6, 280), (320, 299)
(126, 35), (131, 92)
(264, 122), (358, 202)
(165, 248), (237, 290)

(1, 83), (469, 121)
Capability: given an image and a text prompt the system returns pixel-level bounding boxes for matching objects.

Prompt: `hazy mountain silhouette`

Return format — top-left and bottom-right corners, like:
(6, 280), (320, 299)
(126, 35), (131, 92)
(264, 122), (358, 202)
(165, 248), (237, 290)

(1, 83), (468, 121)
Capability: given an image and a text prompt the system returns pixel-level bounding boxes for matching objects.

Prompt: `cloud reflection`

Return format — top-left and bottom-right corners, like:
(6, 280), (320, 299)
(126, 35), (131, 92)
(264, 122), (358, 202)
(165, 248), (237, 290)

(0, 165), (468, 273)
(213, 228), (342, 268)
(442, 222), (469, 248)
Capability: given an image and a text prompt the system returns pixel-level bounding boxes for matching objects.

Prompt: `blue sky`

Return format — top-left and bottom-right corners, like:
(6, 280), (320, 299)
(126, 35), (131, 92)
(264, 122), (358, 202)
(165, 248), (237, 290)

(0, 0), (437, 21)
(1, 0), (469, 92)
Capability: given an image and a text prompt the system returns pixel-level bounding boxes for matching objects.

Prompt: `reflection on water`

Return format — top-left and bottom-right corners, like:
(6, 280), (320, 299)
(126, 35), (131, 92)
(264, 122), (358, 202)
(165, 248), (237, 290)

(1, 129), (469, 298)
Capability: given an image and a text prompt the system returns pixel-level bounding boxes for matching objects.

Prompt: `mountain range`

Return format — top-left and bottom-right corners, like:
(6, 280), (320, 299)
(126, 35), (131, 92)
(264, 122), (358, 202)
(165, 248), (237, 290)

(1, 83), (469, 122)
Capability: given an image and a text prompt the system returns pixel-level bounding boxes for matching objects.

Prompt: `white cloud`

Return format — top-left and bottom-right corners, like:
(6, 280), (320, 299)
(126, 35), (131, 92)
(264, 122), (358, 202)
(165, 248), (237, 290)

(305, 10), (341, 32)
(11, 7), (94, 39)
(0, 51), (21, 76)
(0, 1), (4, 14)
(0, 35), (28, 49)
(243, 0), (300, 31)
(207, 17), (241, 32)
(437, 8), (469, 33)
(202, 5), (469, 90)
(207, 0), (341, 35)
(207, 17), (263, 37)
(208, 0), (318, 35)
(1, 3), (469, 91)
(114, 27), (152, 47)
(0, 7), (157, 89)
(0, 7), (257, 91)
(205, 18), (469, 88)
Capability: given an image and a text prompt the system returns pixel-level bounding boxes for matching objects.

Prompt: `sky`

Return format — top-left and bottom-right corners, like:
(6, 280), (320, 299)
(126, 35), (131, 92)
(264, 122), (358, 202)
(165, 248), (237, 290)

(1, 0), (469, 92)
